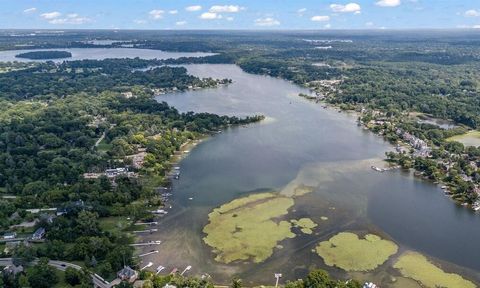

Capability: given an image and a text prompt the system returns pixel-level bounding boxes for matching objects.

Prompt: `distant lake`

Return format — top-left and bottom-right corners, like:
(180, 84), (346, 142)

(0, 48), (214, 62)
(138, 64), (480, 286)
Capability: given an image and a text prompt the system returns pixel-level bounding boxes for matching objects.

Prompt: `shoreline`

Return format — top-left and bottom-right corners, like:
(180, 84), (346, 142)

(297, 91), (479, 212)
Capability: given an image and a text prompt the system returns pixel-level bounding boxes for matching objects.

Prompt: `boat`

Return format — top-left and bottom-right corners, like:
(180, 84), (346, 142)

(371, 166), (384, 172)
(151, 209), (168, 215)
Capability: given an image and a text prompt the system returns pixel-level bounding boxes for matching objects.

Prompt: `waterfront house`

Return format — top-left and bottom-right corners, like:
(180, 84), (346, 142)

(3, 232), (16, 239)
(117, 266), (138, 283)
(3, 264), (23, 275)
(32, 227), (46, 240)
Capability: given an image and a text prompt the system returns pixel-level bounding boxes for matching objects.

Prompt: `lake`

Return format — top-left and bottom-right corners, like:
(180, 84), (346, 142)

(140, 64), (480, 286)
(0, 48), (214, 62)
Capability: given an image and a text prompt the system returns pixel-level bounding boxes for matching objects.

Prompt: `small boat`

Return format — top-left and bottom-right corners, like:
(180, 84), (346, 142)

(151, 209), (168, 215)
(371, 166), (384, 172)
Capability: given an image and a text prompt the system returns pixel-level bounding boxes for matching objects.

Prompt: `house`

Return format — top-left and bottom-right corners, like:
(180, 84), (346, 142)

(117, 266), (138, 283)
(3, 264), (24, 275)
(105, 168), (128, 178)
(3, 232), (17, 240)
(32, 227), (46, 240)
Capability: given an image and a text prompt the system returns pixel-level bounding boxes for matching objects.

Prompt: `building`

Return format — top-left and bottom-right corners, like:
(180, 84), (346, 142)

(3, 232), (17, 240)
(117, 266), (138, 283)
(32, 227), (46, 240)
(3, 264), (23, 275)
(105, 168), (128, 178)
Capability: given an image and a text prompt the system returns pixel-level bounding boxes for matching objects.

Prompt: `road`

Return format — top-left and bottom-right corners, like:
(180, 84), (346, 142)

(0, 258), (110, 288)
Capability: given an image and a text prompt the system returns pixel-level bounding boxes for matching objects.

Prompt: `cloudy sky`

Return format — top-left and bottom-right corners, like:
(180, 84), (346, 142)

(1, 0), (480, 30)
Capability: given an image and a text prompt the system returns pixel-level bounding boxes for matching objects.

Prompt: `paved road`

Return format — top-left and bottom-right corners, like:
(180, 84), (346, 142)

(0, 258), (110, 288)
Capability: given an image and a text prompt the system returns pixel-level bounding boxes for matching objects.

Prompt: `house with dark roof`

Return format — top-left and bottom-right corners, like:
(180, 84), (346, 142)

(3, 264), (23, 275)
(32, 227), (46, 240)
(117, 266), (138, 283)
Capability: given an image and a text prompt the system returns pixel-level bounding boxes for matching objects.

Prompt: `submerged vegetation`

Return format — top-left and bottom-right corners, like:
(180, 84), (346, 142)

(203, 193), (295, 263)
(394, 251), (476, 288)
(315, 232), (398, 272)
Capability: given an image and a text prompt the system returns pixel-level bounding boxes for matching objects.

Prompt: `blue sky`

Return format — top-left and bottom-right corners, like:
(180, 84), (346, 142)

(1, 0), (480, 30)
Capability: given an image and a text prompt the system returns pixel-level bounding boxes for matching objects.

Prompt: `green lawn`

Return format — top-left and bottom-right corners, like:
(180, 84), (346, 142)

(447, 131), (480, 147)
(99, 216), (132, 233)
(96, 139), (112, 152)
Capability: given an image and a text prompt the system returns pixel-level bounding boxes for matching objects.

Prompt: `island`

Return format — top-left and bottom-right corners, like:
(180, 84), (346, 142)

(15, 50), (72, 60)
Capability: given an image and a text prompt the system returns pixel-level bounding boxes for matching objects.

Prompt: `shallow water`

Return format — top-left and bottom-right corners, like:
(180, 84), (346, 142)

(143, 64), (480, 286)
(0, 48), (214, 62)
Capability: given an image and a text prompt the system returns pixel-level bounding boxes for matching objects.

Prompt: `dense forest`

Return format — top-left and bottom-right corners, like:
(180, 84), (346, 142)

(0, 58), (262, 283)
(15, 51), (72, 60)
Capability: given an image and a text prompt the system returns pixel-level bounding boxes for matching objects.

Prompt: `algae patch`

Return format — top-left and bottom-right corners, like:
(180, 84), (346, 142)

(291, 218), (318, 234)
(315, 232), (398, 271)
(394, 251), (476, 288)
(203, 192), (296, 263)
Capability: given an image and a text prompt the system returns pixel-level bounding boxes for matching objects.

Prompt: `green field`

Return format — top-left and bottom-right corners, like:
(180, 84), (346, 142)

(447, 131), (480, 147)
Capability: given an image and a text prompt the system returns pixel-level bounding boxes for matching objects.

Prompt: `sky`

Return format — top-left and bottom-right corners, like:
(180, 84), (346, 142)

(1, 0), (480, 30)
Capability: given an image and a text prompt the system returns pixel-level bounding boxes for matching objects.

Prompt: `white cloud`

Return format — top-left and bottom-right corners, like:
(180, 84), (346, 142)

(324, 23), (332, 29)
(209, 5), (243, 13)
(465, 10), (480, 17)
(47, 13), (91, 25)
(297, 8), (307, 14)
(149, 9), (165, 20)
(473, 25), (480, 29)
(254, 17), (280, 27)
(311, 15), (330, 22)
(40, 11), (61, 20)
(226, 16), (234, 21)
(23, 7), (37, 14)
(176, 21), (187, 26)
(134, 19), (147, 24)
(376, 0), (401, 7)
(186, 5), (202, 12)
(365, 21), (374, 27)
(330, 3), (361, 13)
(169, 10), (178, 15)
(200, 12), (222, 20)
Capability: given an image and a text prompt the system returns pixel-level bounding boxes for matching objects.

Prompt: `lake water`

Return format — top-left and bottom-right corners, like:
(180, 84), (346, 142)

(142, 64), (480, 286)
(0, 48), (214, 62)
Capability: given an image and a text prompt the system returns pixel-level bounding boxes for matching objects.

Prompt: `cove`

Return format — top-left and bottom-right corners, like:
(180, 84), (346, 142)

(136, 64), (480, 286)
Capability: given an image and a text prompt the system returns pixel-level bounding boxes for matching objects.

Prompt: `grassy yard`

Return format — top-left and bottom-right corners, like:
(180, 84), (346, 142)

(96, 139), (112, 152)
(99, 216), (132, 234)
(447, 131), (480, 147)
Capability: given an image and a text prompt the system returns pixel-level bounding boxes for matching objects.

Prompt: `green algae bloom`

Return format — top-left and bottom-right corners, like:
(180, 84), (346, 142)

(291, 218), (318, 234)
(203, 192), (296, 263)
(394, 251), (476, 288)
(315, 232), (398, 271)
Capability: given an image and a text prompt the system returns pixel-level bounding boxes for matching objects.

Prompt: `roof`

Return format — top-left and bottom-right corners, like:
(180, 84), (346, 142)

(118, 266), (137, 278)
(33, 227), (46, 237)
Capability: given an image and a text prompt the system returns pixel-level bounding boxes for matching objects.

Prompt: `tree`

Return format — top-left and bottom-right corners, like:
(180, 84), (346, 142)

(116, 281), (134, 288)
(304, 270), (335, 288)
(12, 244), (36, 266)
(76, 211), (100, 236)
(26, 258), (58, 288)
(18, 274), (30, 288)
(65, 267), (81, 286)
(231, 277), (242, 288)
